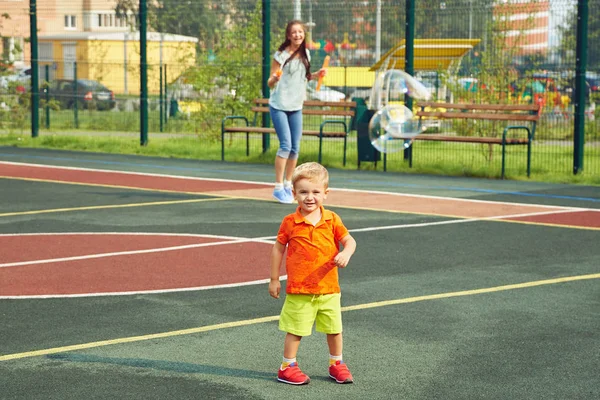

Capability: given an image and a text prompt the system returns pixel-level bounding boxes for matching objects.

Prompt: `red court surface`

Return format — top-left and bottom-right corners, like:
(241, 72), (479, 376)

(0, 161), (272, 193)
(504, 210), (600, 228)
(3, 161), (599, 226)
(0, 234), (273, 297)
(1, 161), (598, 298)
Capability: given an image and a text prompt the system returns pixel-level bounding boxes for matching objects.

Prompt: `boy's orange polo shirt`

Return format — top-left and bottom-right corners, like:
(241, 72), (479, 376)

(277, 206), (349, 295)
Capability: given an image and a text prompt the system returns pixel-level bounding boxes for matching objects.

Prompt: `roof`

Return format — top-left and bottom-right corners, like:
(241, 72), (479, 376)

(369, 39), (481, 72)
(39, 31), (198, 43)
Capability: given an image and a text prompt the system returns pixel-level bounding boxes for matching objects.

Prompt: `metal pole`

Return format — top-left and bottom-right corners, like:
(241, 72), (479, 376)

(404, 0), (415, 161)
(469, 0), (473, 40)
(164, 64), (168, 123)
(159, 64), (163, 132)
(124, 32), (128, 94)
(375, 0), (381, 61)
(29, 0), (39, 138)
(307, 0), (314, 45)
(159, 33), (163, 130)
(73, 61), (78, 129)
(262, 0), (271, 152)
(140, 0), (148, 145)
(573, 0), (588, 174)
(45, 65), (50, 129)
(293, 0), (301, 20)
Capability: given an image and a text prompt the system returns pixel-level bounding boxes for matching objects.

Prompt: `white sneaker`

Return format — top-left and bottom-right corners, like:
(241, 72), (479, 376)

(273, 188), (293, 204)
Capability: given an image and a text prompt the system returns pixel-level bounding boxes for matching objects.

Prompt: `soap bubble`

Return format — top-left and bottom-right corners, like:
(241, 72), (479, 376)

(369, 70), (432, 111)
(368, 104), (425, 153)
(367, 70), (431, 153)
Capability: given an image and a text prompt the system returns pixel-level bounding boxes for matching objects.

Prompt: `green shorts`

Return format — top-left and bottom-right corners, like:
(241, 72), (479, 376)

(279, 293), (342, 337)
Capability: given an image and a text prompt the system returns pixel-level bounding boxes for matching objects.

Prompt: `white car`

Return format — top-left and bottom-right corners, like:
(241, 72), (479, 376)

(0, 68), (31, 91)
(306, 80), (346, 102)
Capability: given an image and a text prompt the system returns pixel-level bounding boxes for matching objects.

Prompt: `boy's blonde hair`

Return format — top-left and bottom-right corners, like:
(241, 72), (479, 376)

(292, 162), (329, 189)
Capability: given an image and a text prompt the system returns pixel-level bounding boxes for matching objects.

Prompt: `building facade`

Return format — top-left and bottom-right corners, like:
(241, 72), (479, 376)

(494, 0), (551, 55)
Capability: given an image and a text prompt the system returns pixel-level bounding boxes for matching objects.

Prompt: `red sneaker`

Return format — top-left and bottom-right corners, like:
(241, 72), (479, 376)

(277, 362), (310, 385)
(329, 360), (354, 384)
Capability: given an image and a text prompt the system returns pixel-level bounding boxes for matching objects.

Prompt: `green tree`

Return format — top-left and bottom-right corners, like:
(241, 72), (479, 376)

(178, 1), (263, 135)
(559, 1), (599, 71)
(1, 13), (13, 71)
(114, 0), (254, 50)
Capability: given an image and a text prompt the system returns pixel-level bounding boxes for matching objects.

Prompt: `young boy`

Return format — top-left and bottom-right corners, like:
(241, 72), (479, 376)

(269, 162), (357, 385)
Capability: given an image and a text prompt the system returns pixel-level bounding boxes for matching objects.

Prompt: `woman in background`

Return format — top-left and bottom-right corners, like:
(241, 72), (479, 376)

(267, 20), (326, 204)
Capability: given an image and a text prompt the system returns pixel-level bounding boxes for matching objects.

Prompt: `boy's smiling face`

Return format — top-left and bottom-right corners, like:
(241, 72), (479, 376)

(293, 178), (328, 215)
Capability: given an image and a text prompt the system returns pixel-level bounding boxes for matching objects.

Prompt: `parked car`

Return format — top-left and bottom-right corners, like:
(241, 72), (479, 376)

(47, 79), (116, 110)
(564, 74), (599, 102)
(306, 80), (346, 102)
(0, 67), (31, 93)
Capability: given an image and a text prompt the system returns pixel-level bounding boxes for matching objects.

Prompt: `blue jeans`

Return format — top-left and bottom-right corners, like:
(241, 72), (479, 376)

(269, 106), (302, 160)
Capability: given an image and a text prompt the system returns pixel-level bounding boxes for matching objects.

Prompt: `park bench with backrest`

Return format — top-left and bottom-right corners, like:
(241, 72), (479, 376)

(411, 101), (541, 179)
(221, 98), (356, 165)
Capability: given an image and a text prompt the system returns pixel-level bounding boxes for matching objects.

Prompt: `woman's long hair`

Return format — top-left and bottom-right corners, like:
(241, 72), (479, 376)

(278, 20), (311, 79)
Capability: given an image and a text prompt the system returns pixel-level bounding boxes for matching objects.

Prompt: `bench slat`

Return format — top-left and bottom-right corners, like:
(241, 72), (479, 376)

(254, 98), (356, 108)
(412, 134), (529, 144)
(223, 126), (347, 137)
(250, 106), (354, 116)
(416, 111), (539, 122)
(417, 101), (540, 112)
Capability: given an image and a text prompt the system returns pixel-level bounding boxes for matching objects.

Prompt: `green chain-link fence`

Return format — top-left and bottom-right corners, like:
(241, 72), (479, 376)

(0, 0), (598, 179)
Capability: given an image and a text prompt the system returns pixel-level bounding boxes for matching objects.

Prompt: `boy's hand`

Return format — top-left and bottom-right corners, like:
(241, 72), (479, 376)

(269, 279), (281, 299)
(334, 250), (352, 268)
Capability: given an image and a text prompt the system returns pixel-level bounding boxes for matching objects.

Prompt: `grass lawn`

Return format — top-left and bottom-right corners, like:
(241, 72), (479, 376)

(0, 131), (598, 186)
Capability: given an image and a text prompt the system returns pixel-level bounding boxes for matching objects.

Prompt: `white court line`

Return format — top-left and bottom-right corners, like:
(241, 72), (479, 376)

(0, 161), (595, 298)
(0, 207), (582, 269)
(0, 206), (590, 298)
(0, 277), (287, 299)
(1, 273), (598, 359)
(1, 160), (595, 211)
(332, 187), (592, 211)
(0, 161), (261, 186)
(0, 234), (276, 269)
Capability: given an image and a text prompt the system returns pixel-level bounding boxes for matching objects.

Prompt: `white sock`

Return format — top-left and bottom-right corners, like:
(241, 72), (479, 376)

(274, 183), (283, 190)
(283, 180), (292, 189)
(329, 354), (343, 365)
(281, 356), (296, 369)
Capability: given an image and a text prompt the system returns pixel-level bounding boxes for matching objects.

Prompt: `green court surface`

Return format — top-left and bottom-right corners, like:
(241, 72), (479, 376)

(0, 147), (598, 400)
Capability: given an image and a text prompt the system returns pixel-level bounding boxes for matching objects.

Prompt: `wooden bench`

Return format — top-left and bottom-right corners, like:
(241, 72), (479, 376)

(221, 98), (356, 165)
(412, 101), (541, 178)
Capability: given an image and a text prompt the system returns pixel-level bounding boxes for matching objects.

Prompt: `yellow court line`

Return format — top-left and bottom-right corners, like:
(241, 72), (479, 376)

(1, 273), (598, 362)
(3, 176), (599, 231)
(0, 175), (272, 207)
(0, 175), (237, 197)
(341, 273), (600, 311)
(491, 218), (600, 231)
(0, 197), (230, 217)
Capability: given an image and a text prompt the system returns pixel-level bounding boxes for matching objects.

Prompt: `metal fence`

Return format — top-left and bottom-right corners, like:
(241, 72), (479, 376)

(0, 0), (598, 180)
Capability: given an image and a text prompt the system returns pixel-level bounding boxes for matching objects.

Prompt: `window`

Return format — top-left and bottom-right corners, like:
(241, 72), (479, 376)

(98, 13), (120, 28)
(2, 37), (24, 62)
(64, 15), (76, 29)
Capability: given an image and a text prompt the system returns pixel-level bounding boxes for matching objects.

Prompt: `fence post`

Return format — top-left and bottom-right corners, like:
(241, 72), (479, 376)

(164, 64), (168, 122)
(159, 64), (163, 132)
(403, 0), (415, 162)
(139, 0), (149, 146)
(45, 65), (50, 129)
(29, 0), (39, 138)
(261, 0), (271, 153)
(573, 0), (588, 174)
(73, 62), (78, 129)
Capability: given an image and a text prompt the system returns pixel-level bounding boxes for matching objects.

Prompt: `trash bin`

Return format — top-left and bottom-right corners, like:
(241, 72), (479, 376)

(169, 97), (179, 118)
(353, 97), (380, 168)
